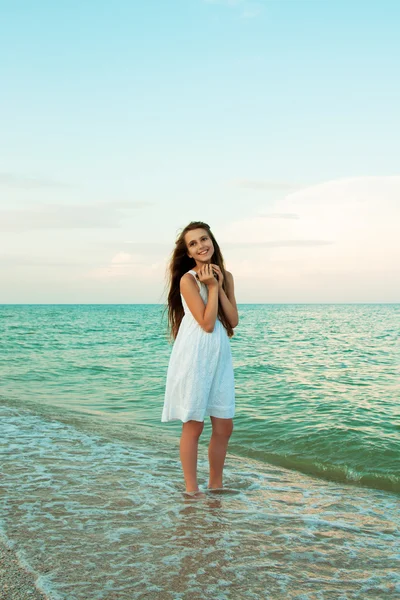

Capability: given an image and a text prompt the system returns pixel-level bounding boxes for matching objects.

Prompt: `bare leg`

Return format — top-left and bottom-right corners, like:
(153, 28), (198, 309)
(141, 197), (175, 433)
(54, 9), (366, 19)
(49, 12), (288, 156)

(180, 420), (204, 493)
(208, 417), (234, 489)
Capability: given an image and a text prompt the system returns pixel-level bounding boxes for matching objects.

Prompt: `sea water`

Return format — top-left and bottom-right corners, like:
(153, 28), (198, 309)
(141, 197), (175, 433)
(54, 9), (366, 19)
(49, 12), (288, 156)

(0, 304), (399, 599)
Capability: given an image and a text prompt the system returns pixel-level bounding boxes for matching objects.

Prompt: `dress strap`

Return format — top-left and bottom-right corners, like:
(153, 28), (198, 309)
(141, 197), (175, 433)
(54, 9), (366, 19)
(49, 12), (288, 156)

(187, 269), (202, 288)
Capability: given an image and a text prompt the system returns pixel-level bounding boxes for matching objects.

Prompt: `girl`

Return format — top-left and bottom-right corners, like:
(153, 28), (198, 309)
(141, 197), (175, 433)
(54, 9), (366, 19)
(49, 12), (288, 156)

(162, 221), (239, 498)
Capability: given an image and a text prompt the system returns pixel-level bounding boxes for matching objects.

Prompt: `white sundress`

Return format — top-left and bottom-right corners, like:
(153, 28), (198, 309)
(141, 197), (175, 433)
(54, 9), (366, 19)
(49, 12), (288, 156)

(161, 269), (235, 423)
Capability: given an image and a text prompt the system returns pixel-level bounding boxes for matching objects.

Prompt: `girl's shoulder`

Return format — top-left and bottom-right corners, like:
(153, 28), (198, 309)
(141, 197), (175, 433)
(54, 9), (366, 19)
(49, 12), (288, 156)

(180, 270), (199, 289)
(181, 269), (197, 281)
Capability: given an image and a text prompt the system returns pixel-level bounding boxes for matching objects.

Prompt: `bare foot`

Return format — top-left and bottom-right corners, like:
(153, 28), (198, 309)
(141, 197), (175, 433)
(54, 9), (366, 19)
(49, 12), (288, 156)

(183, 490), (207, 499)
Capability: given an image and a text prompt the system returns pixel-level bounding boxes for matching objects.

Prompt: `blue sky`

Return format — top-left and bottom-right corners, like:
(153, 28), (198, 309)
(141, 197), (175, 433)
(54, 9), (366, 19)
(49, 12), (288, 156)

(1, 0), (399, 302)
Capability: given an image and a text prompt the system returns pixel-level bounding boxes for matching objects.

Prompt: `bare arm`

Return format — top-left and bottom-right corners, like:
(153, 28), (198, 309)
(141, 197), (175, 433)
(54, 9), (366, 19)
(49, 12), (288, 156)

(212, 268), (239, 328)
(180, 267), (219, 333)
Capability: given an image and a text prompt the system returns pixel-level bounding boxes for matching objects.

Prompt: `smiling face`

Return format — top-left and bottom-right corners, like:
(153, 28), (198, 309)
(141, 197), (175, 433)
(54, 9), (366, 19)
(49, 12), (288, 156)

(184, 227), (215, 265)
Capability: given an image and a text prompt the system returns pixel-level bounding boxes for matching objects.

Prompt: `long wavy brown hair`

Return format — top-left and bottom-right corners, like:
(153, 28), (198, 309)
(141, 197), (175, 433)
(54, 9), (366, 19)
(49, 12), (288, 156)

(165, 221), (234, 340)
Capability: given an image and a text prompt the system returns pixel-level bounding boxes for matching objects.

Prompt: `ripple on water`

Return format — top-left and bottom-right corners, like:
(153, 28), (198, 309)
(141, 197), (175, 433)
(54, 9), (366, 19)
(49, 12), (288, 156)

(0, 404), (399, 599)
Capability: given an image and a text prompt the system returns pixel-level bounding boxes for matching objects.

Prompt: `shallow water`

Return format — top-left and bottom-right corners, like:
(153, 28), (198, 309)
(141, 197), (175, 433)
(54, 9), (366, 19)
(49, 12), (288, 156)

(1, 402), (399, 599)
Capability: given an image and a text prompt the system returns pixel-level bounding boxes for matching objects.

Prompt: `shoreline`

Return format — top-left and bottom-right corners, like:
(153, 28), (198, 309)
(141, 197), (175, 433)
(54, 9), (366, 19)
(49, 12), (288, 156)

(0, 538), (47, 600)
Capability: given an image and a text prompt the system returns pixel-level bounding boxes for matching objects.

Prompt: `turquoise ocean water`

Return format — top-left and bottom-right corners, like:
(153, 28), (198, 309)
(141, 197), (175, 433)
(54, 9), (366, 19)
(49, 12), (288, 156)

(1, 304), (399, 599)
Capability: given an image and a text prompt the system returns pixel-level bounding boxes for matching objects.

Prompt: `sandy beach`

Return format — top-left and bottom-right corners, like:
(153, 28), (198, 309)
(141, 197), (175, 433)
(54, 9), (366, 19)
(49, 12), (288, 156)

(0, 538), (47, 600)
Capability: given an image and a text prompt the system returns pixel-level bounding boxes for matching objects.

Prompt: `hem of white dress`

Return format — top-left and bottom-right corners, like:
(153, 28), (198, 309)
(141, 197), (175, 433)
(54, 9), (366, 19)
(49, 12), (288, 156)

(205, 406), (235, 419)
(161, 406), (235, 423)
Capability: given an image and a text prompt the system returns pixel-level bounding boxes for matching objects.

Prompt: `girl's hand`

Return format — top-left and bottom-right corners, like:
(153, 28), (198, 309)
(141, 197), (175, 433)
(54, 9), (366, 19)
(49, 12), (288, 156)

(211, 264), (224, 289)
(197, 264), (218, 288)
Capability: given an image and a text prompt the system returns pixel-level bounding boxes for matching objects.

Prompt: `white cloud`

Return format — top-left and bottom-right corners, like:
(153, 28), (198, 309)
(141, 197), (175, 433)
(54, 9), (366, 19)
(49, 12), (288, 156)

(111, 252), (136, 264)
(257, 212), (299, 220)
(0, 201), (152, 232)
(2, 176), (398, 302)
(0, 172), (70, 189)
(82, 176), (400, 301)
(231, 179), (304, 191)
(218, 176), (400, 301)
(87, 251), (168, 282)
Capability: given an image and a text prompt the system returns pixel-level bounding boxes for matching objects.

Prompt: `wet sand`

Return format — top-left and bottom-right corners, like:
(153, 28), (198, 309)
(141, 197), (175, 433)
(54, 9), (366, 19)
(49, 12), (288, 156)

(0, 537), (48, 600)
